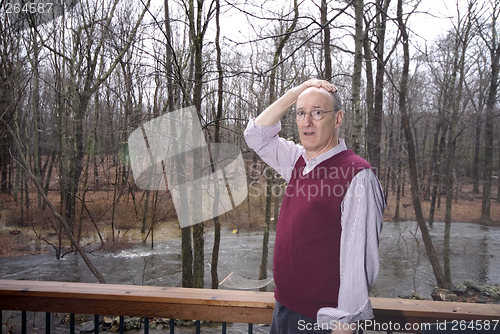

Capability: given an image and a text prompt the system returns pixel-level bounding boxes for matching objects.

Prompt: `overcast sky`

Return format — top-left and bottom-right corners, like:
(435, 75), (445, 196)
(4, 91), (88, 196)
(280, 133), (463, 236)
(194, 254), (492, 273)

(212, 0), (471, 57)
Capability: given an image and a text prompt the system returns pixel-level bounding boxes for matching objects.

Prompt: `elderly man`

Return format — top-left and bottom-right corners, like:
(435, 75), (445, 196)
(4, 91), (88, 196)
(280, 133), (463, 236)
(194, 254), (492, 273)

(244, 79), (385, 334)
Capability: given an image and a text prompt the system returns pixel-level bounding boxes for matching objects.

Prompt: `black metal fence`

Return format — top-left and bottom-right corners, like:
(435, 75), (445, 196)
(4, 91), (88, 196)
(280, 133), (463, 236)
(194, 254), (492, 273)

(1, 311), (257, 334)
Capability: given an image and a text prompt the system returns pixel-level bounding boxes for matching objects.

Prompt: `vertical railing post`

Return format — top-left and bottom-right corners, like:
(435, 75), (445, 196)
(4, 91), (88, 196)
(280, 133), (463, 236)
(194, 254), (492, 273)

(169, 318), (175, 334)
(45, 312), (50, 334)
(144, 318), (149, 334)
(21, 311), (27, 334)
(70, 314), (75, 334)
(94, 315), (99, 334)
(248, 323), (253, 334)
(195, 320), (200, 334)
(119, 316), (124, 334)
(222, 322), (226, 334)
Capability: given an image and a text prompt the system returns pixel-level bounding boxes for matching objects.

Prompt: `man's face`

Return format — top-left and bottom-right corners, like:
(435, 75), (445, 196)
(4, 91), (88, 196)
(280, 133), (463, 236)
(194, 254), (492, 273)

(296, 87), (343, 160)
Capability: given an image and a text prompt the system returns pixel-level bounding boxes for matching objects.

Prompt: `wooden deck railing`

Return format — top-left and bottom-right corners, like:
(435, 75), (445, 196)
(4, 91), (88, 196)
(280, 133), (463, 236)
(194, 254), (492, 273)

(1, 280), (499, 332)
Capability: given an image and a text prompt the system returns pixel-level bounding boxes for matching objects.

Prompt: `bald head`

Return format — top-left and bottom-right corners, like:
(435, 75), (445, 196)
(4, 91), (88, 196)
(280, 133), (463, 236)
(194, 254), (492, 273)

(297, 87), (342, 112)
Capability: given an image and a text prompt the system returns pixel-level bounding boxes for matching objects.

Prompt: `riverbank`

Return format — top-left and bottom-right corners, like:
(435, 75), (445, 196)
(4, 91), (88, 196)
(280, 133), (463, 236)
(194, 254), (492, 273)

(383, 191), (500, 226)
(1, 183), (500, 259)
(398, 279), (500, 305)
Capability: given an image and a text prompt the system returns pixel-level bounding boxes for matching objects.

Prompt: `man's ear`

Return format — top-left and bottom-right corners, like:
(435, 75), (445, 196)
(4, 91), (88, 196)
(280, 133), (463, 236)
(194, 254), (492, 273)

(335, 110), (344, 128)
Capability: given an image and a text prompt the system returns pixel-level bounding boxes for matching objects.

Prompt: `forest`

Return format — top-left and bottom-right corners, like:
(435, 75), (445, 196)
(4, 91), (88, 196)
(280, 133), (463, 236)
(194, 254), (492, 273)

(0, 0), (499, 291)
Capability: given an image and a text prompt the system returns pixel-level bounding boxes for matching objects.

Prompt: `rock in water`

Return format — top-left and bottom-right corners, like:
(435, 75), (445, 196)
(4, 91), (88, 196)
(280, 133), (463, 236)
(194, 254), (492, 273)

(431, 288), (448, 301)
(446, 294), (458, 302)
(452, 284), (467, 295)
(411, 291), (425, 300)
(124, 317), (142, 331)
(464, 279), (482, 291)
(483, 286), (500, 300)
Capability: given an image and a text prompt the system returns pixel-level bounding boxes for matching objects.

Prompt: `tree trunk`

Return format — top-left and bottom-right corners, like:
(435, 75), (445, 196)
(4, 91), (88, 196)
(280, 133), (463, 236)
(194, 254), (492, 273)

(110, 156), (120, 243)
(368, 0), (390, 169)
(420, 123), (429, 199)
(77, 91), (101, 244)
(382, 101), (393, 197)
(444, 12), (471, 285)
(259, 0), (299, 287)
(164, 1), (175, 113)
(497, 141), (500, 202)
(481, 11), (500, 222)
(0, 138), (10, 193)
(394, 154), (402, 222)
(397, 0), (448, 289)
(321, 0), (332, 80)
(429, 119), (448, 223)
(42, 150), (56, 211)
(190, 0), (209, 289)
(162, 0), (194, 289)
(30, 31), (43, 209)
(428, 121), (442, 225)
(259, 169), (274, 283)
(351, 0), (364, 154)
(141, 190), (150, 238)
(181, 226), (193, 287)
(211, 0), (223, 289)
(473, 112), (482, 194)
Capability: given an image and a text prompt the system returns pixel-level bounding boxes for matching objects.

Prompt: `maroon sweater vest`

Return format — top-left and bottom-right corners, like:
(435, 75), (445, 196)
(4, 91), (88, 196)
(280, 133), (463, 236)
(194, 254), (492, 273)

(273, 149), (372, 319)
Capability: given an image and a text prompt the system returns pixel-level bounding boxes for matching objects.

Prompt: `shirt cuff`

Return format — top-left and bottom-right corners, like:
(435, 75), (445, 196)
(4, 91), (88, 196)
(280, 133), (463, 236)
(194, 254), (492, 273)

(317, 299), (374, 325)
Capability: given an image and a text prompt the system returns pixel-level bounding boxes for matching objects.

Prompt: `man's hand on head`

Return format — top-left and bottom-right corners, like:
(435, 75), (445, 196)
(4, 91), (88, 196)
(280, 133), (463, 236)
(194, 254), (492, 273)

(254, 78), (338, 127)
(297, 79), (338, 95)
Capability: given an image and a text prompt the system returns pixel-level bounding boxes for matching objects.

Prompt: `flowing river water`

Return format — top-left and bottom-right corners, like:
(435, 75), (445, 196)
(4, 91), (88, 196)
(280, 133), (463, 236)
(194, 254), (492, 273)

(1, 221), (499, 333)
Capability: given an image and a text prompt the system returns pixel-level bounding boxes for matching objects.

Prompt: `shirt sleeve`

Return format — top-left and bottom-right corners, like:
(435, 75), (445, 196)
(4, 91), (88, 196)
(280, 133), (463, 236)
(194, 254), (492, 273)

(243, 118), (303, 183)
(317, 168), (386, 324)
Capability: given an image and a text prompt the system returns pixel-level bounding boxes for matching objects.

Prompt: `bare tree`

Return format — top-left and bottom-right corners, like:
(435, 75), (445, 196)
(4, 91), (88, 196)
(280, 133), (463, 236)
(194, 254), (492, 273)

(478, 0), (500, 223)
(259, 0), (299, 284)
(367, 0), (391, 171)
(351, 0), (364, 154)
(396, 0), (449, 289)
(186, 0), (217, 288)
(210, 0), (223, 289)
(321, 0), (332, 80)
(442, 1), (474, 285)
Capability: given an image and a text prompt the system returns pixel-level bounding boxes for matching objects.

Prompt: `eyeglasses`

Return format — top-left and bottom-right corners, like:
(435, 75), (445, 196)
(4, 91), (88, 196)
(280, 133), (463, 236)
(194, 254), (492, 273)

(296, 109), (335, 121)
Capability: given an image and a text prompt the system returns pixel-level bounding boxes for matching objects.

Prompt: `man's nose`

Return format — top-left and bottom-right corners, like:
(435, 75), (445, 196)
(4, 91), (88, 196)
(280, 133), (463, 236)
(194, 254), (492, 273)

(303, 113), (313, 126)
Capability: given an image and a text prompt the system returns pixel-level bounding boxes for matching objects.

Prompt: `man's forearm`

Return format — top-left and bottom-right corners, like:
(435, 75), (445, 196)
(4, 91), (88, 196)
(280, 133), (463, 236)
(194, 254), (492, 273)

(254, 88), (300, 126)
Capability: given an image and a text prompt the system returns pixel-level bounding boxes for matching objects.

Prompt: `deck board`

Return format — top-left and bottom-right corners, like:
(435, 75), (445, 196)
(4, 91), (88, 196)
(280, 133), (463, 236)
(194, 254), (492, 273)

(1, 280), (499, 331)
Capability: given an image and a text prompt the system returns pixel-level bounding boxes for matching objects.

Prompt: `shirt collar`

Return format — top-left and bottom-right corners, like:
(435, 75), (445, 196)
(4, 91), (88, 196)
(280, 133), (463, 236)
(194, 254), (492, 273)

(301, 138), (347, 175)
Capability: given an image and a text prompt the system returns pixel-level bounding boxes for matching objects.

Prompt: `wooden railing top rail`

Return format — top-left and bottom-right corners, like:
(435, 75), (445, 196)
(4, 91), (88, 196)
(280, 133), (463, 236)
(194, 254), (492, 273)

(1, 280), (499, 330)
(0, 280), (275, 324)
